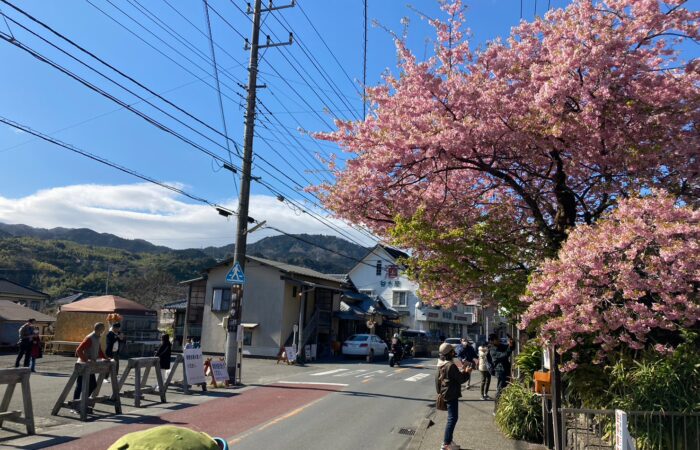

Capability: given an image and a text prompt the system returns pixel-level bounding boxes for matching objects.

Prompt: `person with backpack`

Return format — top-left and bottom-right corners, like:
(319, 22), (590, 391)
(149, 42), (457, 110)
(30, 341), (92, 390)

(478, 340), (493, 400)
(435, 342), (472, 450)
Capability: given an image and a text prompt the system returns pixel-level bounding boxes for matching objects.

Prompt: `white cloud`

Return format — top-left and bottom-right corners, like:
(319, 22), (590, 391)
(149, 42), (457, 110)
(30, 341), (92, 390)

(0, 183), (375, 249)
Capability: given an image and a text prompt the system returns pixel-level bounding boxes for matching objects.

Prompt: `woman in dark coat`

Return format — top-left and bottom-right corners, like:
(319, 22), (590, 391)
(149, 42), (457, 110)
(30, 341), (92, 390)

(436, 342), (472, 450)
(154, 334), (172, 384)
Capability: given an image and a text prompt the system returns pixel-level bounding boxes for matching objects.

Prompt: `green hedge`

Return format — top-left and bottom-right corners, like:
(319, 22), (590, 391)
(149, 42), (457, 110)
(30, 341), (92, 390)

(495, 380), (544, 442)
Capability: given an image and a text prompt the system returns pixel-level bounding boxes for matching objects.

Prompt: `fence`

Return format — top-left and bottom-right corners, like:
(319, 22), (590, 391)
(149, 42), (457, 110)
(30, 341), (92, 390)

(560, 408), (700, 450)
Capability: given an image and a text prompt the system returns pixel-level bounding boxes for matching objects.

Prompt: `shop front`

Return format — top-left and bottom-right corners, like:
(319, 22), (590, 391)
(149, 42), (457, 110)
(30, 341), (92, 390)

(415, 307), (476, 340)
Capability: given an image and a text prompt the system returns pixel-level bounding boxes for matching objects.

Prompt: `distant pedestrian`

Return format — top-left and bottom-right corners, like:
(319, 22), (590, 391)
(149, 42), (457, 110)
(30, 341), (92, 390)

(184, 338), (193, 349)
(457, 338), (478, 389)
(29, 329), (42, 372)
(478, 341), (492, 400)
(15, 318), (36, 368)
(154, 334), (172, 385)
(489, 333), (515, 413)
(105, 322), (125, 380)
(436, 342), (472, 450)
(73, 323), (107, 405)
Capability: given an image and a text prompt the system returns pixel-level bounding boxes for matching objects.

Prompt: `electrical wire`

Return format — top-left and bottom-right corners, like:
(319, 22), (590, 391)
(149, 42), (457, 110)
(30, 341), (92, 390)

(0, 115), (232, 211)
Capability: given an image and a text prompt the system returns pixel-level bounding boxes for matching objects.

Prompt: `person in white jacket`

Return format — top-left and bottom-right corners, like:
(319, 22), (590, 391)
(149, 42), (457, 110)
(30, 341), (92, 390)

(478, 343), (492, 400)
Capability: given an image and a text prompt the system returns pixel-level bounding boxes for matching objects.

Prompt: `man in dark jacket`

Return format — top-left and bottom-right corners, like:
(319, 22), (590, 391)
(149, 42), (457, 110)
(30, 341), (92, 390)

(15, 318), (35, 368)
(436, 342), (472, 450)
(489, 333), (515, 413)
(105, 323), (125, 380)
(456, 338), (478, 389)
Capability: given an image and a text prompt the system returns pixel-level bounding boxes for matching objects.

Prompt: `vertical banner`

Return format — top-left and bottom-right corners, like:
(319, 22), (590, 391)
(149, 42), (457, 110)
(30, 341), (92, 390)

(615, 410), (636, 450)
(183, 347), (206, 385)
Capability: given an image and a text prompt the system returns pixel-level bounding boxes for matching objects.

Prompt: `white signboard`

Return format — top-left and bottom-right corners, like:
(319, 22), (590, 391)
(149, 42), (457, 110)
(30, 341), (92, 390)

(615, 410), (636, 450)
(183, 348), (206, 385)
(284, 346), (297, 363)
(209, 360), (230, 382)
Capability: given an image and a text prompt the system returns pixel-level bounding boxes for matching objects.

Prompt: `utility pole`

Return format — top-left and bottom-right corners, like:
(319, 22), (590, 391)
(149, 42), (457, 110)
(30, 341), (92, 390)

(225, 0), (294, 382)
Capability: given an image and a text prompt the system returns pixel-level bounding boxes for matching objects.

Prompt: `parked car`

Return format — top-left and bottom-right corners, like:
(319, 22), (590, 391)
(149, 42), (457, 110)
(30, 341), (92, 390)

(342, 334), (388, 359)
(400, 329), (437, 357)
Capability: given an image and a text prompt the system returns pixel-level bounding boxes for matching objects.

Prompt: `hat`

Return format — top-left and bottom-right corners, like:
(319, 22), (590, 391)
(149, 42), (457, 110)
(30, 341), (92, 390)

(439, 342), (454, 356)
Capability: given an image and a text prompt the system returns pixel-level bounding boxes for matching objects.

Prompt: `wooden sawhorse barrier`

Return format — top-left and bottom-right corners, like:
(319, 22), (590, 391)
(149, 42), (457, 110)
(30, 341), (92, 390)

(0, 368), (35, 434)
(52, 360), (121, 422)
(161, 354), (206, 395)
(116, 357), (166, 408)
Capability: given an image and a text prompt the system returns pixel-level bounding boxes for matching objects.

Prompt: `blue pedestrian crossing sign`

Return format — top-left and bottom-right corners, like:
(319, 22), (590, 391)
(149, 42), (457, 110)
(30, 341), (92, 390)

(225, 262), (246, 284)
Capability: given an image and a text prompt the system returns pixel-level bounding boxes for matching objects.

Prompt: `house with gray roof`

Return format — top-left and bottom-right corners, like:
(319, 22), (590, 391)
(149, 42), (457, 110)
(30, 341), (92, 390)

(181, 255), (348, 358)
(0, 278), (50, 312)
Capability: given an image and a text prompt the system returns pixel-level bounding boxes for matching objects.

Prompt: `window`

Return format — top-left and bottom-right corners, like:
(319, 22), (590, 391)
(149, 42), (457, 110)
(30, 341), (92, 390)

(243, 329), (253, 346)
(212, 288), (231, 312)
(292, 286), (298, 298)
(392, 291), (408, 307)
(376, 260), (382, 276)
(30, 301), (40, 311)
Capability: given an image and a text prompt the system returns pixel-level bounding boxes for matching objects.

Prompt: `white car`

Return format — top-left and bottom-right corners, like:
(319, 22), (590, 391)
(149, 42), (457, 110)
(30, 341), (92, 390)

(342, 334), (388, 358)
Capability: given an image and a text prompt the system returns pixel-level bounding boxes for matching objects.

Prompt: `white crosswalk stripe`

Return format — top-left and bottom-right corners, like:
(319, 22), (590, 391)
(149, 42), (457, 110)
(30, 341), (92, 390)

(405, 373), (431, 382)
(310, 369), (348, 376)
(334, 369), (367, 377)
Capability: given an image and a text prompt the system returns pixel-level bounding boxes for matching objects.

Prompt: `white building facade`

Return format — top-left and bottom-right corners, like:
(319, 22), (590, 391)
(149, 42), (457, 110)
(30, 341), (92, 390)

(347, 245), (479, 339)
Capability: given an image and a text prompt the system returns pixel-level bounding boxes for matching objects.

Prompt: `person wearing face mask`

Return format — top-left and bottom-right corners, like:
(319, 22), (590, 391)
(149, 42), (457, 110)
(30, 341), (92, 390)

(436, 342), (472, 450)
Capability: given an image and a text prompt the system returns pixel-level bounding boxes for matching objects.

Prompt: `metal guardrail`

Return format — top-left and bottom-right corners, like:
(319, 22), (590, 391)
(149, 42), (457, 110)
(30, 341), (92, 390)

(561, 408), (700, 450)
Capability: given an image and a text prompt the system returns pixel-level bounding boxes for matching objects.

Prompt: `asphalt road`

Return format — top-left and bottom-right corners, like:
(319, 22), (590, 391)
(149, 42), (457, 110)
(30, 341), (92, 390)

(229, 357), (437, 450)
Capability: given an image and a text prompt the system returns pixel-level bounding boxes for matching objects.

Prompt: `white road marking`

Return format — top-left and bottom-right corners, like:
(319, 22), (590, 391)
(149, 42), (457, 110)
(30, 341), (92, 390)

(405, 373), (431, 382)
(276, 381), (349, 387)
(358, 370), (386, 378)
(335, 369), (367, 377)
(310, 369), (348, 376)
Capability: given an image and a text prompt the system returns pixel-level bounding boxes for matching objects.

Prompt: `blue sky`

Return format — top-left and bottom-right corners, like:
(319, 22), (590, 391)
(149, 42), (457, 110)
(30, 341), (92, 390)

(0, 0), (694, 248)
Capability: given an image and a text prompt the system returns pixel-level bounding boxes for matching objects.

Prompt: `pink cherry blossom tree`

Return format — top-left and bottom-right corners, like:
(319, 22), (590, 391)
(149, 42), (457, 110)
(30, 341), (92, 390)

(520, 192), (699, 363)
(315, 0), (699, 307)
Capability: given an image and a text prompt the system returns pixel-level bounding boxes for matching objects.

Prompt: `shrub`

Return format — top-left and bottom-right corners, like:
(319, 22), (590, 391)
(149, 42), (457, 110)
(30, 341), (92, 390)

(495, 381), (544, 443)
(515, 340), (543, 379)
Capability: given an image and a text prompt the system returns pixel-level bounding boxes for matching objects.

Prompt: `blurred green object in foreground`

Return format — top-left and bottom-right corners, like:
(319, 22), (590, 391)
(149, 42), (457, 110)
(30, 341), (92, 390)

(107, 425), (221, 450)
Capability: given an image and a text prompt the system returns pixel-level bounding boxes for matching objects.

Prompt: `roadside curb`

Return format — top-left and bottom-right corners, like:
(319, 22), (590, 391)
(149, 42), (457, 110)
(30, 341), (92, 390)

(406, 406), (435, 450)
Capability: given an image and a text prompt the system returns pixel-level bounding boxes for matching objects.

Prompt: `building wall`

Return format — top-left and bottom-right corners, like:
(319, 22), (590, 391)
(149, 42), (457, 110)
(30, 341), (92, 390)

(0, 294), (47, 312)
(348, 247), (421, 329)
(200, 261), (286, 357)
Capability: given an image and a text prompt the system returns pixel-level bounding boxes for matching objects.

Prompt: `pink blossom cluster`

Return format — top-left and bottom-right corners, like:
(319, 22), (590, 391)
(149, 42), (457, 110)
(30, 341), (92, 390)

(520, 192), (699, 361)
(312, 0), (699, 307)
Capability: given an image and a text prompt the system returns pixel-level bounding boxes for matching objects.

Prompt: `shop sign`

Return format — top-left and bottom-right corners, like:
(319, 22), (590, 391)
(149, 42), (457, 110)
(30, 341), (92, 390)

(427, 312), (439, 319)
(455, 315), (468, 322)
(183, 348), (206, 385)
(387, 265), (399, 279)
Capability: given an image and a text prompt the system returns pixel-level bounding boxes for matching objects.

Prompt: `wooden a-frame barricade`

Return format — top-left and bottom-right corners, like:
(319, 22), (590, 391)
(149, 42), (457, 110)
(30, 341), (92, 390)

(116, 357), (166, 408)
(52, 360), (121, 422)
(0, 368), (35, 434)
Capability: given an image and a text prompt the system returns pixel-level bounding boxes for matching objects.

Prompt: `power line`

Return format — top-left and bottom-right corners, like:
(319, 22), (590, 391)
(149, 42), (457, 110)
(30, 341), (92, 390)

(203, 0), (240, 202)
(295, 0), (362, 99)
(82, 0), (243, 102)
(0, 13), (246, 170)
(0, 116), (232, 211)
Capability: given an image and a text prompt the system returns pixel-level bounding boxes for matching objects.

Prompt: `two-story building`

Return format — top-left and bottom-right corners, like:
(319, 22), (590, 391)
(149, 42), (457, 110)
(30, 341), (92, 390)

(181, 256), (346, 359)
(347, 245), (480, 340)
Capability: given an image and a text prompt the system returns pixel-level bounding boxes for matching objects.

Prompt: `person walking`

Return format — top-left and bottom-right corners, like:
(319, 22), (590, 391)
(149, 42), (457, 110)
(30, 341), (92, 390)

(154, 334), (172, 385)
(457, 338), (478, 389)
(29, 328), (42, 372)
(15, 318), (36, 368)
(489, 333), (515, 413)
(73, 323), (107, 406)
(436, 342), (472, 450)
(478, 341), (492, 400)
(105, 322), (125, 381)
